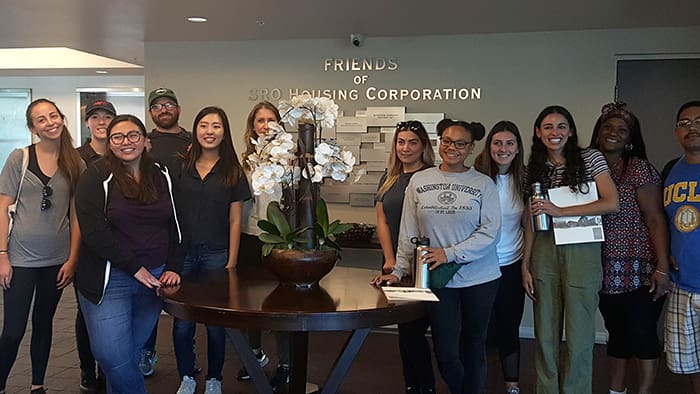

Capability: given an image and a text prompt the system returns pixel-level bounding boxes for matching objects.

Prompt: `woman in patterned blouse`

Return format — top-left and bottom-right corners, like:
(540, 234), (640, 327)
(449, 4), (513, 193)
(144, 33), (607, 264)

(589, 102), (671, 394)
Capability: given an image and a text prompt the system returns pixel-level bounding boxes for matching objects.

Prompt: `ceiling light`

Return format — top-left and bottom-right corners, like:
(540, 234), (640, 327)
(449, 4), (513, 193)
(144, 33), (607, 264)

(187, 16), (208, 23)
(95, 70), (108, 74)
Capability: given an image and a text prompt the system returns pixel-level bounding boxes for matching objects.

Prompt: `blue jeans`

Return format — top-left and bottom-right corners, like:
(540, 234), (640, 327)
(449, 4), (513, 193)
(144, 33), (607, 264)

(430, 279), (499, 394)
(172, 245), (228, 380)
(78, 265), (164, 394)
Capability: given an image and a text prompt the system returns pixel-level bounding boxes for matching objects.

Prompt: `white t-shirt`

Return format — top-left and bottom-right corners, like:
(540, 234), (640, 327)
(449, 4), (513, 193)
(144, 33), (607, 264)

(496, 174), (524, 266)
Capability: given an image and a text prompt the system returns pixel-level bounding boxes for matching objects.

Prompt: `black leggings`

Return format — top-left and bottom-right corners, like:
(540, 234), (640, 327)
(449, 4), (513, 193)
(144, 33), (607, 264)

(0, 265), (63, 390)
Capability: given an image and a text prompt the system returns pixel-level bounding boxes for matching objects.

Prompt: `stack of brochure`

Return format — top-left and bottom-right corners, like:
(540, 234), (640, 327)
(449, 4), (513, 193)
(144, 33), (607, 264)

(382, 287), (439, 302)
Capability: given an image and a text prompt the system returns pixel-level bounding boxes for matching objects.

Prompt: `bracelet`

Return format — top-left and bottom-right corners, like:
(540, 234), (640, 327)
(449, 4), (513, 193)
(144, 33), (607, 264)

(655, 269), (668, 276)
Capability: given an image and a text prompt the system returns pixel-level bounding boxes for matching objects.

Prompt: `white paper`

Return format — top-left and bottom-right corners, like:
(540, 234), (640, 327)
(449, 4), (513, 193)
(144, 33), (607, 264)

(382, 287), (440, 302)
(547, 181), (605, 245)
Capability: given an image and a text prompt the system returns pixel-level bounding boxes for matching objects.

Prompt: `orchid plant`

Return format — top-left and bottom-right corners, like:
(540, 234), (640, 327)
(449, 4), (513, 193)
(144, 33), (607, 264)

(246, 95), (362, 252)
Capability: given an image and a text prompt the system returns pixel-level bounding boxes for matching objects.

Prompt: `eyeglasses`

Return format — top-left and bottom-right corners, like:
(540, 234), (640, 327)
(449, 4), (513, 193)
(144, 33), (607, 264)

(110, 131), (143, 145)
(150, 102), (177, 112)
(440, 138), (473, 149)
(397, 121), (422, 132)
(41, 186), (52, 211)
(676, 118), (700, 129)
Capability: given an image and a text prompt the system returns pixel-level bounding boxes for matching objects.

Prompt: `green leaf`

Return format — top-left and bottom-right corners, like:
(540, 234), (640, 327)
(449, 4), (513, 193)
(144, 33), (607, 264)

(261, 243), (274, 256)
(259, 233), (285, 244)
(324, 238), (342, 251)
(266, 201), (291, 236)
(315, 199), (329, 234)
(330, 222), (353, 235)
(257, 219), (279, 235)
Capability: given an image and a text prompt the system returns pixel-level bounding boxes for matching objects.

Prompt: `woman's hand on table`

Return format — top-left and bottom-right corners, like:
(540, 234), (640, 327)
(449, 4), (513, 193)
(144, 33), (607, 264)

(371, 273), (400, 286)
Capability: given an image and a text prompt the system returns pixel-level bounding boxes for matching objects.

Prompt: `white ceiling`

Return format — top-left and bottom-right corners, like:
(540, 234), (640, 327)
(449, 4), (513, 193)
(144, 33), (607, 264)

(1, 0), (698, 75)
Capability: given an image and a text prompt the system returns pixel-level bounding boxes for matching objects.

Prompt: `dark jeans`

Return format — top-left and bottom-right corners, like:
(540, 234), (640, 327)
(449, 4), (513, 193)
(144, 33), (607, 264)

(487, 261), (525, 382)
(173, 245), (228, 380)
(430, 279), (499, 394)
(75, 286), (97, 373)
(79, 266), (164, 394)
(0, 265), (63, 390)
(398, 316), (435, 391)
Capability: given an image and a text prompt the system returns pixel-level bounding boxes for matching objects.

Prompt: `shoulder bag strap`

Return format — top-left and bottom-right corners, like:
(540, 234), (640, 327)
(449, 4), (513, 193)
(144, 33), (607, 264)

(15, 147), (30, 203)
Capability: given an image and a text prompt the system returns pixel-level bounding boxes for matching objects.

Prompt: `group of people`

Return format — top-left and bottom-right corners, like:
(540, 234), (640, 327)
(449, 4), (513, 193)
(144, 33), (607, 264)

(373, 100), (700, 394)
(0, 89), (292, 394)
(0, 88), (697, 394)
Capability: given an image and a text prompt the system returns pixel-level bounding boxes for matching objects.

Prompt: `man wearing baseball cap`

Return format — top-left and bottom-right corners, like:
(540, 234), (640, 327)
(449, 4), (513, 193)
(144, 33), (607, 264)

(147, 87), (192, 165)
(139, 88), (193, 377)
(77, 100), (116, 166)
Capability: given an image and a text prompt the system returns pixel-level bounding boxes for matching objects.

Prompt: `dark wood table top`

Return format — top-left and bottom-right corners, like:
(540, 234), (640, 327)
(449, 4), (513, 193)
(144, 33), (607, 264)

(161, 266), (426, 331)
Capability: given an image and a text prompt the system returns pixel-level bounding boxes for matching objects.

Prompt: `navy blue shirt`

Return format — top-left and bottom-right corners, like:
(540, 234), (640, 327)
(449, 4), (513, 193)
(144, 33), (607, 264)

(175, 159), (251, 249)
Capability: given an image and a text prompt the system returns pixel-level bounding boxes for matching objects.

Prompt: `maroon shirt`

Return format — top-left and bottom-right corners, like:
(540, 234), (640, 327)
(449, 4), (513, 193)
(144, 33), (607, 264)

(106, 177), (173, 270)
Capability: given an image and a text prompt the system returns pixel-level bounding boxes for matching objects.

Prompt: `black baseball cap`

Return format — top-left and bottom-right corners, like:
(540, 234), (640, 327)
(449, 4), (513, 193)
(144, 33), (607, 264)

(85, 100), (116, 120)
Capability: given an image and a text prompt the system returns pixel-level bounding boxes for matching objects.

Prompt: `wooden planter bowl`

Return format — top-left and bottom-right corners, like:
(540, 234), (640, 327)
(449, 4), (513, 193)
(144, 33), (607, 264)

(264, 248), (340, 288)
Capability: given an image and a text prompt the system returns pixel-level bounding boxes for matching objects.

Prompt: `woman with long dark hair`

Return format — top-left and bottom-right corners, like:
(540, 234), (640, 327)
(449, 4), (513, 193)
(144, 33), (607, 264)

(375, 120), (436, 393)
(522, 105), (619, 394)
(589, 102), (670, 394)
(0, 98), (83, 394)
(75, 114), (183, 394)
(474, 120), (526, 394)
(171, 106), (250, 394)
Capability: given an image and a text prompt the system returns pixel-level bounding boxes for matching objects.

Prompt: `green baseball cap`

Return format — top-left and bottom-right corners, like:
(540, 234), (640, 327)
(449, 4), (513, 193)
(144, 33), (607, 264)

(148, 87), (178, 106)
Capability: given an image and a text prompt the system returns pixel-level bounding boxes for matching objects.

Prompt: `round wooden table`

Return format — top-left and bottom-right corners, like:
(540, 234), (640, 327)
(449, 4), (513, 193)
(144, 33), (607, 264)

(161, 265), (427, 394)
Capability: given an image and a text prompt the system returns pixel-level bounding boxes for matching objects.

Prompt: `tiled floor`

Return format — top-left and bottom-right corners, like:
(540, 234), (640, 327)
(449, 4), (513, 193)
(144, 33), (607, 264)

(1, 283), (695, 393)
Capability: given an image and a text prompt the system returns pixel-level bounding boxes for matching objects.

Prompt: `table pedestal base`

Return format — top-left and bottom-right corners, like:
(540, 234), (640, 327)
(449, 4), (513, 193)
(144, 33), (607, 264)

(225, 328), (371, 394)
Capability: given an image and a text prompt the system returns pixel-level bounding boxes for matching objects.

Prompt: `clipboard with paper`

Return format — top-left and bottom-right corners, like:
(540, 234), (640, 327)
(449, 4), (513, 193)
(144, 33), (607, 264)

(547, 181), (605, 245)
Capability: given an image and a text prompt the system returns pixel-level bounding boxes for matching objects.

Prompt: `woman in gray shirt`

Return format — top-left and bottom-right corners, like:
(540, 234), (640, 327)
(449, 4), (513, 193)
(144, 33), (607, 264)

(0, 98), (83, 394)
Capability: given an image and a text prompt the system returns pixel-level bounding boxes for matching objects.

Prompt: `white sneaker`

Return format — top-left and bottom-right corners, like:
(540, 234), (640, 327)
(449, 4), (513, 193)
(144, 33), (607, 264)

(176, 376), (196, 394)
(204, 378), (222, 394)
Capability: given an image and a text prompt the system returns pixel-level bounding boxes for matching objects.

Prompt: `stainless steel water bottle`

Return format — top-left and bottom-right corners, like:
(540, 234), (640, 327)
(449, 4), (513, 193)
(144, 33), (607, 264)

(531, 182), (551, 232)
(411, 236), (431, 288)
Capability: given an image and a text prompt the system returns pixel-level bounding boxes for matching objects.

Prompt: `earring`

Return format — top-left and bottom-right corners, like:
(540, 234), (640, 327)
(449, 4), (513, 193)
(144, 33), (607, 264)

(625, 143), (633, 151)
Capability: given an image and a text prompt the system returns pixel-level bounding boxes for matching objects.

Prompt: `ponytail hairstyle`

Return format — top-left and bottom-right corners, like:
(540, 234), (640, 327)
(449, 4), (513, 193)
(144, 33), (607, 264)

(436, 119), (486, 141)
(186, 106), (243, 187)
(105, 114), (161, 204)
(474, 120), (524, 202)
(242, 101), (282, 170)
(25, 98), (83, 194)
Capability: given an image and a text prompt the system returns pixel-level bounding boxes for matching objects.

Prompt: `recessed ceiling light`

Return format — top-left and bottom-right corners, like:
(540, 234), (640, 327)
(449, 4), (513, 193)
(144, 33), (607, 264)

(187, 16), (208, 23)
(95, 70), (108, 74)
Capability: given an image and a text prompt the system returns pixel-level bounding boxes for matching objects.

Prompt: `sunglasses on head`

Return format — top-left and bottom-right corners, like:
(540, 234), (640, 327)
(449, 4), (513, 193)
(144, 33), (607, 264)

(397, 121), (423, 132)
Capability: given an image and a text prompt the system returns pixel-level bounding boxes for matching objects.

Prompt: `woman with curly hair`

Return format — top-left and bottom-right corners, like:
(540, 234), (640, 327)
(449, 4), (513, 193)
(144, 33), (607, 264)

(522, 105), (619, 394)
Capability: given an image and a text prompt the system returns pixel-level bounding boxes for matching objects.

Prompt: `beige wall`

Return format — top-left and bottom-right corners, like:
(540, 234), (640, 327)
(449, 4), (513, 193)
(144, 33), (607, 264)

(145, 27), (700, 340)
(145, 26), (700, 225)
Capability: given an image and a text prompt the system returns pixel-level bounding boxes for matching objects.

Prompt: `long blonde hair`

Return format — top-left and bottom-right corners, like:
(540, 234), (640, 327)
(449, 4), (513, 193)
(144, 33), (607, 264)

(377, 120), (434, 198)
(242, 101), (282, 170)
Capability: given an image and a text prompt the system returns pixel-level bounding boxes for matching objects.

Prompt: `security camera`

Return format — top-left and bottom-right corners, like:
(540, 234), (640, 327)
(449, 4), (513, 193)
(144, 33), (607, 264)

(350, 33), (364, 47)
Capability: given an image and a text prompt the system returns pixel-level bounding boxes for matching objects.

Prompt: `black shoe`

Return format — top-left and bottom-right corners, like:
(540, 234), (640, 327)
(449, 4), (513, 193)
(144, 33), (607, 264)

(236, 349), (270, 381)
(80, 370), (97, 393)
(30, 388), (47, 394)
(270, 364), (290, 392)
